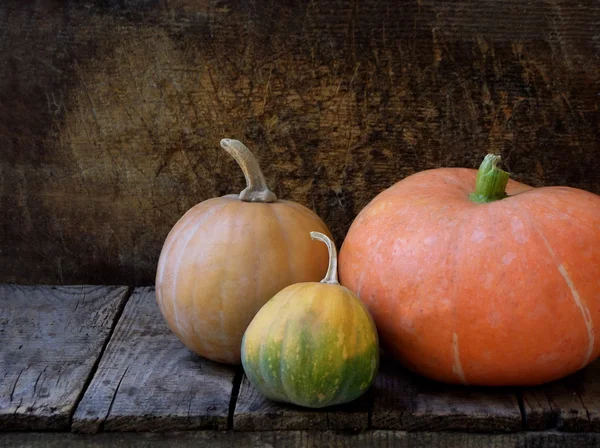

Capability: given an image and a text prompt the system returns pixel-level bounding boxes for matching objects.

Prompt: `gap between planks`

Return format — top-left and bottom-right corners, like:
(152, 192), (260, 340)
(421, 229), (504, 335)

(71, 288), (239, 433)
(227, 370), (244, 430)
(0, 285), (131, 431)
(68, 287), (134, 427)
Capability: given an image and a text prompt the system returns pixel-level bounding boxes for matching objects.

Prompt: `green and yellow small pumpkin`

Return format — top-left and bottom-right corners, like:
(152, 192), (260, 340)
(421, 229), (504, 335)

(241, 231), (379, 408)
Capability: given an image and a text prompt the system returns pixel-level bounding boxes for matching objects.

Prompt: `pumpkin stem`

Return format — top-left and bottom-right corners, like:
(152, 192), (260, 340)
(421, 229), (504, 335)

(310, 231), (339, 285)
(469, 154), (510, 203)
(220, 138), (278, 203)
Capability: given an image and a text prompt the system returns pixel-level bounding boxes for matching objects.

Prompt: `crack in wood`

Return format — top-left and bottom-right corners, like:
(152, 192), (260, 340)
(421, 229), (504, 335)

(68, 286), (133, 428)
(187, 385), (195, 418)
(72, 287), (237, 432)
(517, 390), (527, 429)
(227, 368), (243, 430)
(13, 397), (24, 417)
(9, 368), (25, 402)
(32, 367), (48, 396)
(577, 392), (592, 423)
(103, 366), (129, 429)
(0, 286), (131, 430)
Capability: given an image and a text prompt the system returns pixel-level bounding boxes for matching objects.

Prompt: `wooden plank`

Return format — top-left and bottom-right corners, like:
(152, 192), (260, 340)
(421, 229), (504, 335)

(0, 285), (129, 431)
(551, 360), (600, 431)
(236, 355), (521, 432)
(325, 392), (372, 431)
(522, 359), (600, 432)
(521, 388), (555, 430)
(2, 1), (600, 286)
(2, 430), (600, 448)
(72, 287), (237, 433)
(545, 372), (590, 431)
(370, 357), (412, 429)
(233, 375), (326, 431)
(405, 378), (523, 432)
(370, 357), (523, 432)
(233, 375), (370, 431)
(579, 360), (600, 431)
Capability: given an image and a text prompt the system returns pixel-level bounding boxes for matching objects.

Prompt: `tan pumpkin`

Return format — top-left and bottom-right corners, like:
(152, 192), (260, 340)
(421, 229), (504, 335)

(156, 139), (331, 365)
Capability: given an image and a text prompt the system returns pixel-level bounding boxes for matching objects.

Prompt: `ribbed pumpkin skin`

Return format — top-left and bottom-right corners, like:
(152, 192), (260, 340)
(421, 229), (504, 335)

(241, 283), (379, 408)
(155, 195), (331, 365)
(339, 168), (600, 386)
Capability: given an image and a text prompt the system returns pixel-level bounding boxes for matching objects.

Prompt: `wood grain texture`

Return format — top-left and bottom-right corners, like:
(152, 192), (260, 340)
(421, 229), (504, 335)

(404, 378), (522, 433)
(1, 0), (600, 285)
(0, 285), (129, 430)
(521, 359), (600, 432)
(236, 356), (521, 432)
(72, 287), (237, 433)
(233, 374), (370, 431)
(370, 357), (412, 429)
(2, 431), (600, 448)
(521, 388), (555, 430)
(233, 375), (327, 431)
(370, 357), (523, 432)
(325, 392), (371, 431)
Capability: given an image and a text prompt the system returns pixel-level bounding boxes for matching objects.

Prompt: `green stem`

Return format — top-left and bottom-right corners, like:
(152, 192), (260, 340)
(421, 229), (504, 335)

(220, 138), (277, 203)
(469, 154), (510, 203)
(310, 232), (339, 285)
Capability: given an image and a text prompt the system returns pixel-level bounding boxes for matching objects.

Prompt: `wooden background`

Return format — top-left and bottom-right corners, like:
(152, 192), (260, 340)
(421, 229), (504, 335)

(1, 0), (599, 286)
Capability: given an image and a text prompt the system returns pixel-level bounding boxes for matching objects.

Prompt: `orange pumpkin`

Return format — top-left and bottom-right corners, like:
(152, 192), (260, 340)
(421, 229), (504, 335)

(339, 154), (600, 386)
(156, 139), (331, 365)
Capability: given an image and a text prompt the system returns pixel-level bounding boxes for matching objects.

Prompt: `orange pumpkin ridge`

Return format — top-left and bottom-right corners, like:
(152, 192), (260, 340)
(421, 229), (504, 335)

(510, 198), (596, 370)
(339, 155), (600, 386)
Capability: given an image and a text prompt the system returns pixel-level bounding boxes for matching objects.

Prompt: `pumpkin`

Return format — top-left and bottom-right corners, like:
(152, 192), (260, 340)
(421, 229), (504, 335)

(241, 232), (379, 408)
(339, 154), (600, 386)
(156, 139), (331, 365)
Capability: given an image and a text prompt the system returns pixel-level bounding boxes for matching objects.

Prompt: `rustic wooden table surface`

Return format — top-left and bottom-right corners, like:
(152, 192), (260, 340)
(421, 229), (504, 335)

(1, 285), (599, 447)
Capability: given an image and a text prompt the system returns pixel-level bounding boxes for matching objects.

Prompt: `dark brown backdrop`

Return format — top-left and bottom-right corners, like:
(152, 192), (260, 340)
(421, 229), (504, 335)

(1, 0), (599, 285)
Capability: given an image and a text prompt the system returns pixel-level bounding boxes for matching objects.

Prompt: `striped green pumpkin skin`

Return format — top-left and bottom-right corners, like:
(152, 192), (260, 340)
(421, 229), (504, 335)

(241, 282), (379, 408)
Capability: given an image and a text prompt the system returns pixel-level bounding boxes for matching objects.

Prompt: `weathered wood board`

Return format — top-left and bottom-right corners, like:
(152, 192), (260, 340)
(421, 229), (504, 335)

(2, 0), (600, 286)
(233, 375), (328, 431)
(4, 282), (600, 437)
(234, 356), (521, 432)
(2, 430), (600, 448)
(370, 357), (522, 432)
(0, 285), (129, 430)
(233, 375), (371, 431)
(522, 358), (600, 432)
(369, 356), (413, 429)
(403, 378), (522, 432)
(72, 287), (238, 433)
(521, 386), (556, 430)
